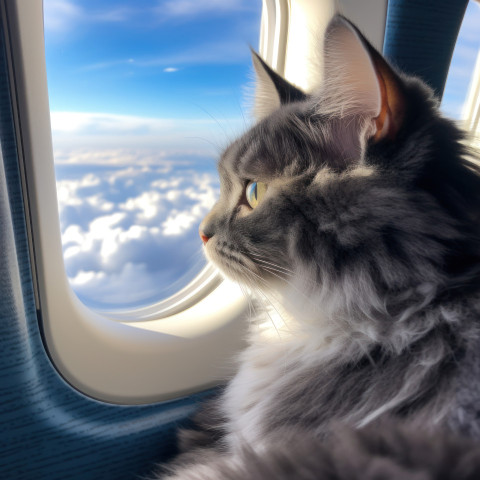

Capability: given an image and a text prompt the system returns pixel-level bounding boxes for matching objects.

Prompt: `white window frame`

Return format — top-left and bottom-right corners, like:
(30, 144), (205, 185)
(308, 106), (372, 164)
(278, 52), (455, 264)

(463, 50), (480, 144)
(3, 0), (387, 404)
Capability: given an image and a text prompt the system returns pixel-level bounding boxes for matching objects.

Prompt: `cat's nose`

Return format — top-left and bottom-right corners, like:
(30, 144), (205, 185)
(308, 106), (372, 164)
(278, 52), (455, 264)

(199, 228), (211, 245)
(199, 214), (216, 244)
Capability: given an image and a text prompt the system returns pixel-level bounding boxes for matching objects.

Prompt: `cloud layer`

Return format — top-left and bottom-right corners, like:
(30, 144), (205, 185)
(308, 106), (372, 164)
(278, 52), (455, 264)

(55, 149), (219, 308)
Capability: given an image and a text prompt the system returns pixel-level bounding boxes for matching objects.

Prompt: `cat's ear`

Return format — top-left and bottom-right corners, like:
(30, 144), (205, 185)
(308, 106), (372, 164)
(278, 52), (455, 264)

(251, 49), (307, 120)
(322, 15), (405, 142)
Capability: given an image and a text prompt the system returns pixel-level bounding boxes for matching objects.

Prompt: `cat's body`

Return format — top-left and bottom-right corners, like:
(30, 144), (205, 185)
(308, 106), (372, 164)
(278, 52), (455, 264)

(156, 15), (480, 479)
(165, 422), (480, 480)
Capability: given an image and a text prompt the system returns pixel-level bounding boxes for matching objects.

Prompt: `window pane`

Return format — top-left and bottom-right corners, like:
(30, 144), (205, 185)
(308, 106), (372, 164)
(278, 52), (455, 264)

(44, 0), (261, 309)
(441, 0), (480, 121)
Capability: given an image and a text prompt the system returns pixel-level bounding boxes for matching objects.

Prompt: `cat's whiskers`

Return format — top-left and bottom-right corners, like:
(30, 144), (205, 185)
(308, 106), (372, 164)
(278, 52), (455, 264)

(254, 260), (296, 278)
(258, 265), (322, 314)
(229, 246), (322, 333)
(246, 253), (296, 275)
(246, 253), (320, 291)
(250, 286), (293, 376)
(193, 104), (235, 147)
(234, 262), (293, 339)
(224, 245), (298, 296)
(230, 267), (265, 335)
(220, 250), (281, 335)
(235, 273), (254, 322)
(244, 272), (284, 338)
(257, 286), (293, 333)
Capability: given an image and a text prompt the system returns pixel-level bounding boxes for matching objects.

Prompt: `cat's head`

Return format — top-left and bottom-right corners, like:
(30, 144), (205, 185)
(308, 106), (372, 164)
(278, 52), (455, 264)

(199, 15), (480, 322)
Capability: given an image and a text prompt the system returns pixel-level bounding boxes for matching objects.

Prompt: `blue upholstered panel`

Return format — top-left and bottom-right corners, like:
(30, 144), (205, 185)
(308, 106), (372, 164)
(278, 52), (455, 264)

(0, 20), (211, 480)
(383, 0), (469, 99)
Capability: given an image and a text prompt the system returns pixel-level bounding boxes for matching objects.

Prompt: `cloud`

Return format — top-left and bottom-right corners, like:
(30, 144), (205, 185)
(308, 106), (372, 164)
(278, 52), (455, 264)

(82, 38), (252, 71)
(158, 0), (252, 19)
(69, 261), (205, 307)
(450, 44), (480, 67)
(43, 0), (82, 33)
(79, 59), (139, 72)
(50, 112), (175, 134)
(163, 67), (178, 73)
(50, 112), (248, 153)
(92, 6), (133, 23)
(54, 149), (171, 166)
(121, 191), (164, 220)
(44, 0), (259, 36)
(56, 174), (103, 214)
(44, 0), (139, 34)
(134, 39), (251, 66)
(456, 2), (480, 44)
(55, 149), (220, 308)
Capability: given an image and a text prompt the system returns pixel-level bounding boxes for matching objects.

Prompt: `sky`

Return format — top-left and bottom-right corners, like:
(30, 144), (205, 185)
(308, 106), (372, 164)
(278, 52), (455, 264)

(442, 1), (480, 119)
(44, 0), (480, 309)
(44, 0), (260, 152)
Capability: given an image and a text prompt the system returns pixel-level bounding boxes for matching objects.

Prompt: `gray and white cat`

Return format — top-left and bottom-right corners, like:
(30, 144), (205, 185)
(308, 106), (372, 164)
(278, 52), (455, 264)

(156, 15), (480, 479)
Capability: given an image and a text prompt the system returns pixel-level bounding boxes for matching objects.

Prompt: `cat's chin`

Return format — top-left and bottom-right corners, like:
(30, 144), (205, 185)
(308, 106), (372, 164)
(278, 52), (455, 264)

(203, 238), (261, 286)
(210, 261), (270, 292)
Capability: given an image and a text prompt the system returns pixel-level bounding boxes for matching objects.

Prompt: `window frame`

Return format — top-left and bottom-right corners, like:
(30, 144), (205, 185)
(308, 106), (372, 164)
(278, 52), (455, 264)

(463, 49), (480, 138)
(5, 0), (387, 404)
(5, 0), (249, 404)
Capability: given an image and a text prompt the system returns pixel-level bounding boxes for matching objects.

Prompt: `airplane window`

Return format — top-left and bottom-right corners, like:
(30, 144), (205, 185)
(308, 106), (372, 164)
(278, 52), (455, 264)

(441, 0), (480, 130)
(43, 0), (262, 310)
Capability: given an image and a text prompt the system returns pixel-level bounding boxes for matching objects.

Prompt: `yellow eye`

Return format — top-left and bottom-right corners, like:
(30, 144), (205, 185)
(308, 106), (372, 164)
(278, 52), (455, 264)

(246, 181), (267, 208)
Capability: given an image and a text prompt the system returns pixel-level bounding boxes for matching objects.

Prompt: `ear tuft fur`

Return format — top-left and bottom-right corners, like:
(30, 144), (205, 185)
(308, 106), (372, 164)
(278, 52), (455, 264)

(320, 15), (406, 142)
(251, 49), (306, 120)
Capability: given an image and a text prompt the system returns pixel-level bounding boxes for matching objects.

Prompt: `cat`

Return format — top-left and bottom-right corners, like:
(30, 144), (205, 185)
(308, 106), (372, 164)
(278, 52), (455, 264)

(154, 14), (480, 479)
(158, 422), (480, 479)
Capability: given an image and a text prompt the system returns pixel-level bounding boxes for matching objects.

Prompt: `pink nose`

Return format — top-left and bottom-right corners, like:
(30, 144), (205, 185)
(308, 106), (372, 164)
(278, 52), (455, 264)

(199, 229), (210, 244)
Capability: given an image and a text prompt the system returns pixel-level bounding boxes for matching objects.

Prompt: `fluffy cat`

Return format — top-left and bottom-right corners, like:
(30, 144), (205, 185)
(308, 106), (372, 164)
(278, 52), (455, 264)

(155, 14), (480, 479)
(160, 422), (480, 479)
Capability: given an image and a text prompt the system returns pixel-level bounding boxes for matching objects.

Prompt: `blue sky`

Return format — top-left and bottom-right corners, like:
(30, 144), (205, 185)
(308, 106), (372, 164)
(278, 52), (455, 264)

(43, 0), (480, 309)
(442, 1), (480, 119)
(45, 0), (260, 118)
(45, 0), (261, 159)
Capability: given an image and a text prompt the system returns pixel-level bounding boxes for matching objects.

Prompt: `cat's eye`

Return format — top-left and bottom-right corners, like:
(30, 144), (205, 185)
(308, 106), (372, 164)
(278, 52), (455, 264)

(246, 181), (268, 208)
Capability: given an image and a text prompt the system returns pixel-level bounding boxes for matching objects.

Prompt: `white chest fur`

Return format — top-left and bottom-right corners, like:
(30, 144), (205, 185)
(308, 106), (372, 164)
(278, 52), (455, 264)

(220, 317), (344, 450)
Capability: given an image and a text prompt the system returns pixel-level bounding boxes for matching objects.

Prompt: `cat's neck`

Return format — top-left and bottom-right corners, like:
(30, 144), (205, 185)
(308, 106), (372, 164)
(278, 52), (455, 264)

(253, 276), (474, 363)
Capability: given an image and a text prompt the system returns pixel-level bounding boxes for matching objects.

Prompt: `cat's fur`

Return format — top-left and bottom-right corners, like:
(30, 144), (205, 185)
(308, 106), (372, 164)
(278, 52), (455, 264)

(155, 15), (480, 479)
(160, 422), (480, 480)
